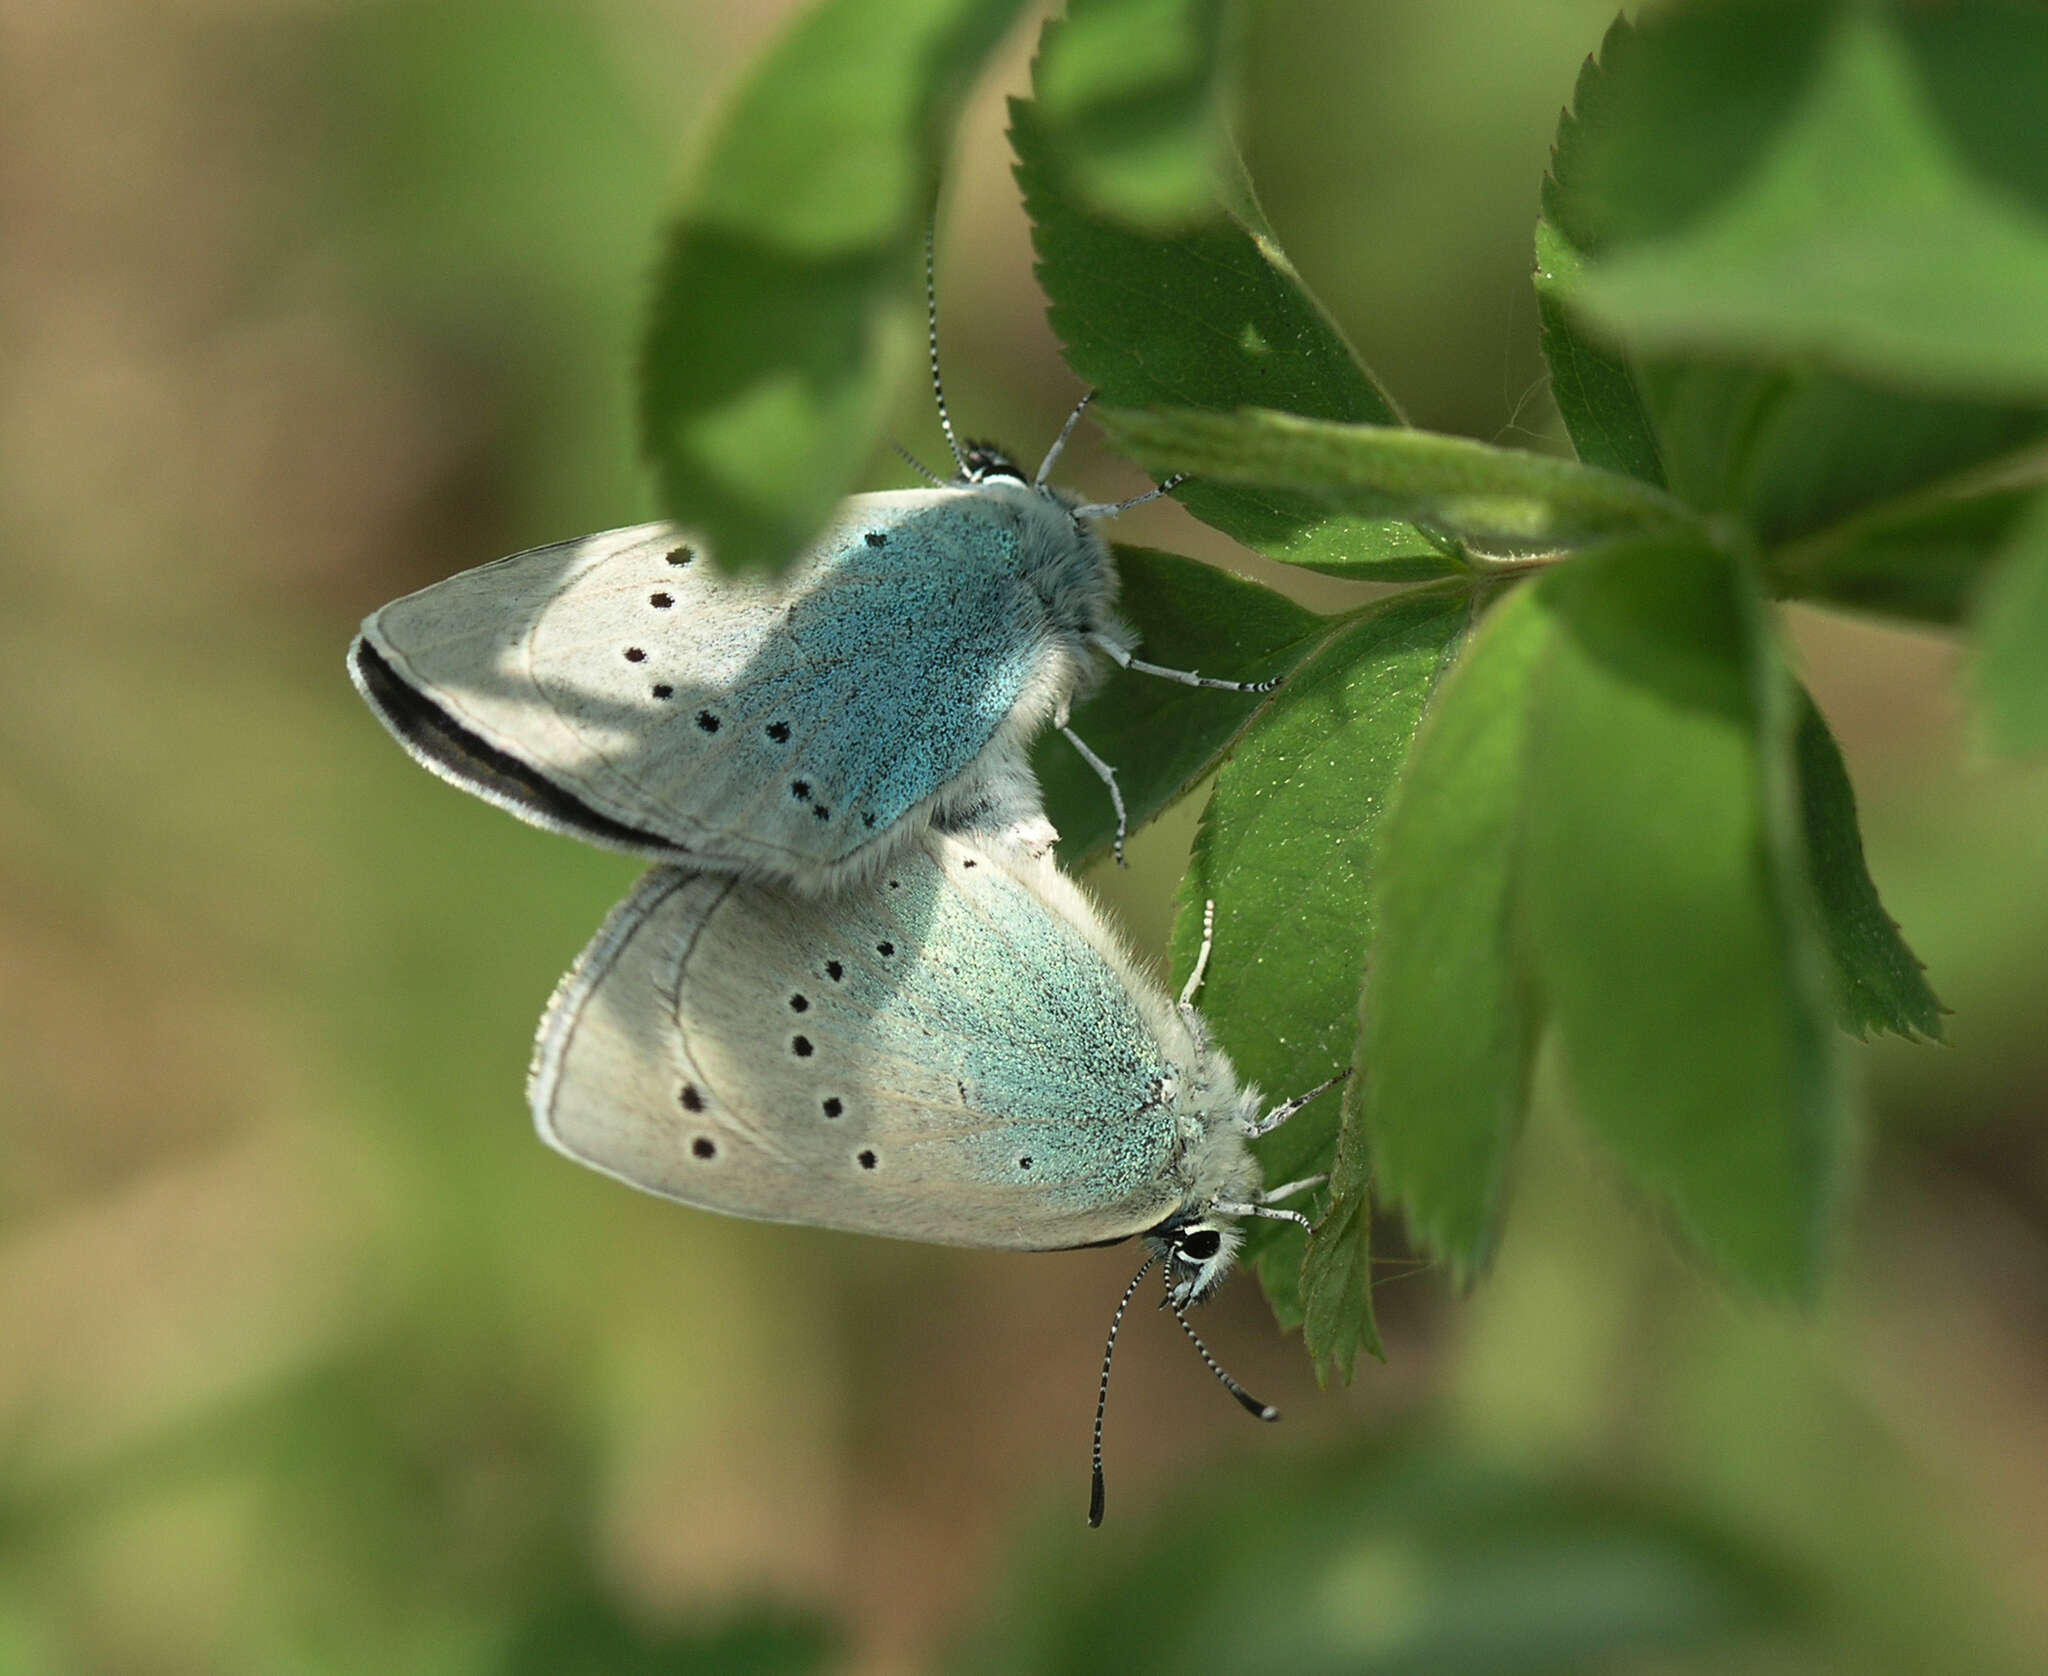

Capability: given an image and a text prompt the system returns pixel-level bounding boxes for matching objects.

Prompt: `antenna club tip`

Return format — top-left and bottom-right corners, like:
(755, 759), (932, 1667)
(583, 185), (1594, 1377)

(1257, 1404), (1281, 1423)
(1088, 1472), (1106, 1528)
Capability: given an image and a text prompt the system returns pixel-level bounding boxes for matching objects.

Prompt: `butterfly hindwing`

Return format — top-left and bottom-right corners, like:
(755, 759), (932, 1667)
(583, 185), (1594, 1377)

(530, 835), (1194, 1250)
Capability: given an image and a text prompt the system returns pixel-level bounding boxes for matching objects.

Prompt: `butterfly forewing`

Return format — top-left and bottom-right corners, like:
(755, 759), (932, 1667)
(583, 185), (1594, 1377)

(356, 491), (1085, 888)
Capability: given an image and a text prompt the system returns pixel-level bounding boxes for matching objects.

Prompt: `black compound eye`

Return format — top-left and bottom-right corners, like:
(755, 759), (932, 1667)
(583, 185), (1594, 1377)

(1179, 1228), (1224, 1262)
(959, 441), (1025, 484)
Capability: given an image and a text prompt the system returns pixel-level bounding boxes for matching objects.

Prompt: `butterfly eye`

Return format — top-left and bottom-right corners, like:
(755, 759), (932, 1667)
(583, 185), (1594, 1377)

(959, 441), (1025, 483)
(1179, 1228), (1223, 1262)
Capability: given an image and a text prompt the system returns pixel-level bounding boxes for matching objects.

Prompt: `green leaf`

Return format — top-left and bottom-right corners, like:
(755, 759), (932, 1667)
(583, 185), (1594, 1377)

(639, 0), (1028, 573)
(1362, 581), (1549, 1279)
(1012, 29), (1438, 578)
(955, 1432), (1803, 1676)
(1520, 542), (1852, 1299)
(1028, 0), (1231, 230)
(1557, 3), (2048, 406)
(1729, 374), (2047, 550)
(1297, 1088), (1376, 1386)
(1770, 475), (2041, 626)
(1795, 693), (1946, 1042)
(1032, 547), (1333, 862)
(1167, 588), (1472, 1369)
(1533, 218), (1666, 489)
(1097, 405), (1696, 553)
(1542, 5), (2048, 560)
(1972, 487), (2048, 754)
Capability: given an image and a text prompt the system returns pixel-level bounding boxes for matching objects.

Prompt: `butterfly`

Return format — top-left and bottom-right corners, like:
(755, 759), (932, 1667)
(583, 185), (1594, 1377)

(350, 259), (1271, 891)
(529, 826), (1340, 1522)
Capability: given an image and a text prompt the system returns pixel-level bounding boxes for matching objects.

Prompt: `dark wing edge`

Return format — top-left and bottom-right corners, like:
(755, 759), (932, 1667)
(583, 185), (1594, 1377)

(348, 634), (692, 861)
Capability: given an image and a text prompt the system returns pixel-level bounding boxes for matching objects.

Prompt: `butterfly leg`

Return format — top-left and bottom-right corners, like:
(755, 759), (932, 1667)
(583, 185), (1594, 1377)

(1059, 725), (1127, 866)
(1212, 1200), (1313, 1233)
(1260, 1173), (1327, 1205)
(1240, 1068), (1350, 1139)
(1179, 898), (1216, 1014)
(1069, 473), (1190, 521)
(1089, 632), (1280, 694)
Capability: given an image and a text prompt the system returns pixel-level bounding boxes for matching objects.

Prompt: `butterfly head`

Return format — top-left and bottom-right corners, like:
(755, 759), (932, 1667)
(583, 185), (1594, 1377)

(1151, 1212), (1246, 1308)
(955, 441), (1029, 487)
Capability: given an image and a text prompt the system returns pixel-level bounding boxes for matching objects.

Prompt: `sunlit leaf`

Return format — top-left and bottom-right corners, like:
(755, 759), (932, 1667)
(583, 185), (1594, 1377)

(1029, 0), (1232, 229)
(1521, 542), (1852, 1298)
(1169, 589), (1470, 1365)
(1541, 3), (2048, 575)
(1098, 405), (1695, 553)
(1559, 4), (2048, 404)
(1532, 221), (1666, 489)
(1796, 693), (1945, 1042)
(641, 0), (1029, 573)
(1014, 17), (1437, 578)
(1362, 582), (1548, 1279)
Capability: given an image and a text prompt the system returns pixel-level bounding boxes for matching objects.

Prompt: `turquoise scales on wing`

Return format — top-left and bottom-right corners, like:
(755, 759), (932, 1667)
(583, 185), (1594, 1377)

(832, 842), (1174, 1213)
(532, 835), (1211, 1252)
(348, 475), (1125, 894)
(725, 492), (1085, 852)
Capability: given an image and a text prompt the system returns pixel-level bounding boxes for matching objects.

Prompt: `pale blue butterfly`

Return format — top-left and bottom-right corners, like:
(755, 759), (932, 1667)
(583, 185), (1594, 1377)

(348, 257), (1270, 891)
(529, 825), (1342, 1523)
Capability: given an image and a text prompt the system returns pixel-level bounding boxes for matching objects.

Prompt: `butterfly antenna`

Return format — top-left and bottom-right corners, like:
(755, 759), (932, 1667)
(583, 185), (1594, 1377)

(890, 437), (946, 487)
(1168, 1291), (1279, 1422)
(925, 224), (968, 477)
(1090, 1251), (1157, 1527)
(1036, 390), (1095, 487)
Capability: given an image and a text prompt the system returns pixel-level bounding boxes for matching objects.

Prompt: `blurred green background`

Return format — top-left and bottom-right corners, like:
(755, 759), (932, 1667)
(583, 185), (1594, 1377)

(4, 2), (2046, 1672)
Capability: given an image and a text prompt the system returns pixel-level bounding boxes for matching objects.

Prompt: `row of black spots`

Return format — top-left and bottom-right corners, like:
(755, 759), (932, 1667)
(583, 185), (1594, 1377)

(686, 1135), (868, 1164)
(864, 530), (886, 548)
(789, 777), (830, 822)
(676, 1078), (857, 1159)
(666, 545), (695, 567)
(680, 1082), (720, 1162)
(621, 643), (685, 707)
(685, 1132), (872, 1169)
(627, 606), (671, 706)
